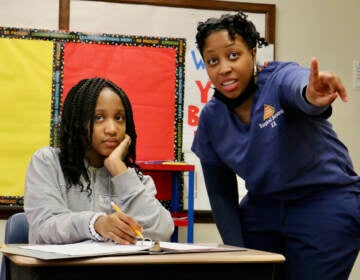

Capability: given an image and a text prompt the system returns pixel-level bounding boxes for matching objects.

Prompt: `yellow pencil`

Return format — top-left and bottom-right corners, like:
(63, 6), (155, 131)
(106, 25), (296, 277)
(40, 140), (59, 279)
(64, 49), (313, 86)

(110, 201), (144, 239)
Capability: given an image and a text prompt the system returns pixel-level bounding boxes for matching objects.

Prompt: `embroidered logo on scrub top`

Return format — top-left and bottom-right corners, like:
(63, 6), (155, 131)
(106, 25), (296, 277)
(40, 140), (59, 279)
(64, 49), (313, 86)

(263, 104), (275, 120)
(259, 104), (284, 129)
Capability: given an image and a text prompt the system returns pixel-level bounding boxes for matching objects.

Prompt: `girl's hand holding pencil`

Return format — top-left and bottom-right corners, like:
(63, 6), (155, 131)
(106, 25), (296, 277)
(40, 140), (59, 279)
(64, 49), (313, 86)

(93, 201), (144, 245)
(111, 201), (144, 239)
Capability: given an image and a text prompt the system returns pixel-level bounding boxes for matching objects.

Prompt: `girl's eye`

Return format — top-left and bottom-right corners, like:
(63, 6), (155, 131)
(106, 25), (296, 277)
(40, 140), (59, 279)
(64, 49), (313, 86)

(116, 115), (125, 122)
(207, 58), (218, 66)
(229, 52), (239, 60)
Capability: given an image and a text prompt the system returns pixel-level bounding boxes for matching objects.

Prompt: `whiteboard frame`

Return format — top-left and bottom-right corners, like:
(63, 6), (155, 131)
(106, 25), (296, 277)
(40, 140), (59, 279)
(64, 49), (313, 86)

(59, 0), (275, 45)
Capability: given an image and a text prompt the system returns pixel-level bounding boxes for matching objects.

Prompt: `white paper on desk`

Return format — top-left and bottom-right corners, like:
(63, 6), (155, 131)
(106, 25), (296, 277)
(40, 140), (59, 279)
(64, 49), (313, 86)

(20, 240), (153, 256)
(159, 242), (220, 251)
(157, 242), (245, 253)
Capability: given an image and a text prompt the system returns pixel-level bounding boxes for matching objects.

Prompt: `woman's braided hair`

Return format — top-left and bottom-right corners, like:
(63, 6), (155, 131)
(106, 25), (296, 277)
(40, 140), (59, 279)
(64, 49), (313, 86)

(196, 11), (268, 57)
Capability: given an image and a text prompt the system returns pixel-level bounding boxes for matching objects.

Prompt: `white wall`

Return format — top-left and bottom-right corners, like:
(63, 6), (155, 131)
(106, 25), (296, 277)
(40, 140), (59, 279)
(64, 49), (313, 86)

(0, 0), (359, 278)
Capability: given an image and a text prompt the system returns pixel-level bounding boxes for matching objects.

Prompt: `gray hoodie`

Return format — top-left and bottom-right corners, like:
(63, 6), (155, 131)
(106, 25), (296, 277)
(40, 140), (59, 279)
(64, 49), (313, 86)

(24, 147), (174, 244)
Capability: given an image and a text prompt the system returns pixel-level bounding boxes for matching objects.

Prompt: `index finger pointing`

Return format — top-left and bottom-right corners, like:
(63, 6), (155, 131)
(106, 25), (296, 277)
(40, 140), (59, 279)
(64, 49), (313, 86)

(309, 57), (319, 80)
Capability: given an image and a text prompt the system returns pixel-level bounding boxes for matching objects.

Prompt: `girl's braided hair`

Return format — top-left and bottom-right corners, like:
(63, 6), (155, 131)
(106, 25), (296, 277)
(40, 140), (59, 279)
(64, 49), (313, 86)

(59, 77), (140, 194)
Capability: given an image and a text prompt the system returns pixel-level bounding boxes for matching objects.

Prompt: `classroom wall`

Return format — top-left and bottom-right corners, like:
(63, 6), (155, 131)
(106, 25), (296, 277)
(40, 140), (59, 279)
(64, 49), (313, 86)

(1, 0), (359, 278)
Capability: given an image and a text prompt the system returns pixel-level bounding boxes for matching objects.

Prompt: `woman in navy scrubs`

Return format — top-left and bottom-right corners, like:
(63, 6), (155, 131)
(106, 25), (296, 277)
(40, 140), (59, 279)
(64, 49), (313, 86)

(191, 11), (360, 280)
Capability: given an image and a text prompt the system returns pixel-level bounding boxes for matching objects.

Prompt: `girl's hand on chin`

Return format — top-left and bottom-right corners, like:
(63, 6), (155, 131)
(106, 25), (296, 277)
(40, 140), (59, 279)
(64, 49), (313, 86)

(104, 134), (131, 176)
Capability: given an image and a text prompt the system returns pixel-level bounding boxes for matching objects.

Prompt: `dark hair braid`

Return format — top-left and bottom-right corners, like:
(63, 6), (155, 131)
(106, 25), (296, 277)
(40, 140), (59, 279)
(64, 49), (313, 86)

(196, 11), (268, 57)
(59, 77), (140, 193)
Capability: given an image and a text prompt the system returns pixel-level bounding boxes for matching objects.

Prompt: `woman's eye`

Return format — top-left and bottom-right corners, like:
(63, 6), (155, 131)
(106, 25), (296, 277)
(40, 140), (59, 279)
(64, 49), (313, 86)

(94, 115), (104, 121)
(229, 52), (239, 60)
(207, 58), (218, 66)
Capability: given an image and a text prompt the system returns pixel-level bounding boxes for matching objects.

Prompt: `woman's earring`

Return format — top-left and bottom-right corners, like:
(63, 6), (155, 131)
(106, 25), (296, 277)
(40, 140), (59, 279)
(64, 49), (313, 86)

(253, 63), (258, 77)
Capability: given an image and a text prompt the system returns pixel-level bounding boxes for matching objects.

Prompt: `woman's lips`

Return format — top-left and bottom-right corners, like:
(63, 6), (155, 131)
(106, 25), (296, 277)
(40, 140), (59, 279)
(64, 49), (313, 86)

(221, 79), (238, 92)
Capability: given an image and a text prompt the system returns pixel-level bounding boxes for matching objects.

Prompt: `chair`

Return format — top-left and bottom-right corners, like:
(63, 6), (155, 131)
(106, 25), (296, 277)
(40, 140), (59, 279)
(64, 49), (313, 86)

(0, 212), (29, 280)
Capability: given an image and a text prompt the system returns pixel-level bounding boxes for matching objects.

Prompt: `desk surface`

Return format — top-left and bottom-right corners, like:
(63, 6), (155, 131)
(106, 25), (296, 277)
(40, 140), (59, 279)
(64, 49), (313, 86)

(4, 248), (285, 280)
(5, 248), (285, 267)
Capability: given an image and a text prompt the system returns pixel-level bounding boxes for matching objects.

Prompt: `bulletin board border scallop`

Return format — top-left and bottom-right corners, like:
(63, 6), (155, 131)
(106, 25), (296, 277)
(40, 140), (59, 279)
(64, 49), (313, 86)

(0, 26), (186, 205)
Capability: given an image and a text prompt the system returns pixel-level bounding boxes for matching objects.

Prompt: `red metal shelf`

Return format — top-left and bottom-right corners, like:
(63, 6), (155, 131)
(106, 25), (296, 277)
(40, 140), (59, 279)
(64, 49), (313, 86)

(138, 162), (194, 172)
(138, 161), (195, 243)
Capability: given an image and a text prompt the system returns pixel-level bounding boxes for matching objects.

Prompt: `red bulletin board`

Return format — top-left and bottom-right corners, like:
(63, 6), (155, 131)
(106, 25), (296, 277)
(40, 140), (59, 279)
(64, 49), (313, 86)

(0, 27), (186, 198)
(45, 30), (186, 162)
(62, 42), (177, 161)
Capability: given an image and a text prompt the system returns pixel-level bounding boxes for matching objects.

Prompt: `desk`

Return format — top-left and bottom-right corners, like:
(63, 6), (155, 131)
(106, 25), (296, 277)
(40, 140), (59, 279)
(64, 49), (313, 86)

(4, 248), (285, 280)
(139, 162), (195, 243)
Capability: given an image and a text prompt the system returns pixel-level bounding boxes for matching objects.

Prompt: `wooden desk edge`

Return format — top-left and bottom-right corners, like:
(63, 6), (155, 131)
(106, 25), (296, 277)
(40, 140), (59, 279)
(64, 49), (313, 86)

(4, 249), (285, 267)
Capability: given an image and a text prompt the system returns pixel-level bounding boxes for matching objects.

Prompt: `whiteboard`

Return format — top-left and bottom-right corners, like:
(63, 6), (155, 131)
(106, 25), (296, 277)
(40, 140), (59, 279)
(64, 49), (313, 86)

(65, 0), (276, 210)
